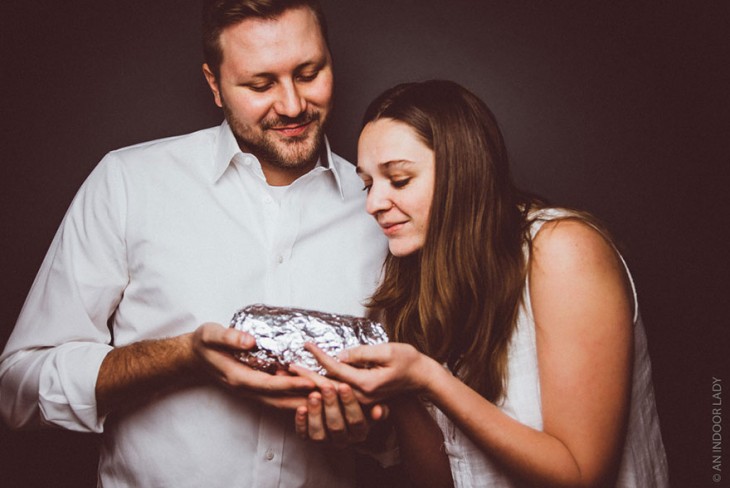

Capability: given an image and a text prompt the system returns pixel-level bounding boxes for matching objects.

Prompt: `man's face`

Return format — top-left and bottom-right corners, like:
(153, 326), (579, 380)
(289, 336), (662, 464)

(203, 7), (333, 184)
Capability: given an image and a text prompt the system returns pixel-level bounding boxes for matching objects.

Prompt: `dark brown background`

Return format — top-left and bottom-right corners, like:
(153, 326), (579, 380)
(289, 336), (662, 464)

(1, 2), (727, 486)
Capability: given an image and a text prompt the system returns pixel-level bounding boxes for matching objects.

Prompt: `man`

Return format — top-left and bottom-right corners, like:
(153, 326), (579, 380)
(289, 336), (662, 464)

(0, 1), (388, 486)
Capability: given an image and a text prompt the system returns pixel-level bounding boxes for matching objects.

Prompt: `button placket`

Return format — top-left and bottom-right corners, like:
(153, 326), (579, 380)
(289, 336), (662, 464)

(269, 189), (299, 303)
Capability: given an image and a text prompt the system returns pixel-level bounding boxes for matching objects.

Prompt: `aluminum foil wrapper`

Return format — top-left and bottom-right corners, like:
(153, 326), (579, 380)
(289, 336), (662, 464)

(229, 304), (388, 375)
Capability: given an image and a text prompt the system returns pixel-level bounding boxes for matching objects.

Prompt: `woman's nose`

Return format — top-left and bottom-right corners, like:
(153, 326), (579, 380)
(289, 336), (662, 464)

(365, 183), (393, 216)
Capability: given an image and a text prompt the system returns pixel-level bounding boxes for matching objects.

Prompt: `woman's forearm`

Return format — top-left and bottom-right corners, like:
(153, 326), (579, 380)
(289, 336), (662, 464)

(424, 365), (614, 488)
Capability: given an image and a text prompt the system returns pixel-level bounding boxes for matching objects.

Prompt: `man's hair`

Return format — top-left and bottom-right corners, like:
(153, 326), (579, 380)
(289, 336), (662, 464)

(202, 0), (329, 80)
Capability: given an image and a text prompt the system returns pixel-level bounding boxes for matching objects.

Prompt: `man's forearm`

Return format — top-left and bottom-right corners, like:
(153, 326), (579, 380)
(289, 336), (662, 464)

(95, 333), (201, 416)
(96, 323), (319, 417)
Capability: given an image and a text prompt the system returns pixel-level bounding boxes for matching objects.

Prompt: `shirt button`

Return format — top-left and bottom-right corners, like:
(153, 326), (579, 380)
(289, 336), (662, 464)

(264, 196), (273, 204)
(265, 450), (275, 461)
(277, 255), (284, 264)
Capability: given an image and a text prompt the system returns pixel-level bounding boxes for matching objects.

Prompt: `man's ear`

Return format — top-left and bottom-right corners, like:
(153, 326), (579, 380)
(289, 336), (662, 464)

(202, 64), (223, 108)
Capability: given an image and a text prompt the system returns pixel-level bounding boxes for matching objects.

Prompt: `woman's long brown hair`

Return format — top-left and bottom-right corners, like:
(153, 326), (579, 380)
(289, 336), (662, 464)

(363, 80), (539, 402)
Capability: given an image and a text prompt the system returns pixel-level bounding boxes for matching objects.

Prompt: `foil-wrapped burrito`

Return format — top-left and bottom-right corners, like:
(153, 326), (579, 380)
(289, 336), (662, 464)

(229, 304), (388, 374)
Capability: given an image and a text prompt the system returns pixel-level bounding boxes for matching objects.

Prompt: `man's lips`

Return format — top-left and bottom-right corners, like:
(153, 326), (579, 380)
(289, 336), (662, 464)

(270, 121), (312, 137)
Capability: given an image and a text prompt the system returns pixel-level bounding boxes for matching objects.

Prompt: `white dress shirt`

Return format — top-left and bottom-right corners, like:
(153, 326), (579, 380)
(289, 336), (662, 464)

(0, 121), (388, 487)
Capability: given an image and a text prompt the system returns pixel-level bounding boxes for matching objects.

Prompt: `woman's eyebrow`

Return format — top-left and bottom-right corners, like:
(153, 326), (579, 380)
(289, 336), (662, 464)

(356, 159), (415, 176)
(381, 160), (416, 170)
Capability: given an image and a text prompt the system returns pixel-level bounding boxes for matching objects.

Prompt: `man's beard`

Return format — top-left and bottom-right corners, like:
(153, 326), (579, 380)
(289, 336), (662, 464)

(223, 102), (326, 171)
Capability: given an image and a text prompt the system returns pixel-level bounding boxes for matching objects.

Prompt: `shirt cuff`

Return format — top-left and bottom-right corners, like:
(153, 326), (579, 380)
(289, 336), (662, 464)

(39, 342), (113, 433)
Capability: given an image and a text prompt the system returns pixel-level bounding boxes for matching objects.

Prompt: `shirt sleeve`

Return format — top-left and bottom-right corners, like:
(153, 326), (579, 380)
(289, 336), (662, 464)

(0, 153), (129, 433)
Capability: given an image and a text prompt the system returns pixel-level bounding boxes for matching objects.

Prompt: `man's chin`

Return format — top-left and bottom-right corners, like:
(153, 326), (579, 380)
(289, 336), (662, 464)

(233, 122), (325, 169)
(268, 133), (323, 168)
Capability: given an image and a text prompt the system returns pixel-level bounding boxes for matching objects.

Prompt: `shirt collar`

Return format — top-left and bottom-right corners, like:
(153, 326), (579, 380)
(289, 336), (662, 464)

(320, 137), (345, 200)
(211, 121), (345, 200)
(211, 120), (244, 183)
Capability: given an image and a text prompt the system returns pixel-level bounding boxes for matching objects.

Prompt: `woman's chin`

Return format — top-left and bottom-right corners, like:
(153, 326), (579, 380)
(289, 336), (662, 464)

(388, 241), (422, 257)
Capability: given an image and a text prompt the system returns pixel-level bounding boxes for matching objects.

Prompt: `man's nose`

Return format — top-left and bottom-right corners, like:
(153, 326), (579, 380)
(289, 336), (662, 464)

(273, 81), (306, 118)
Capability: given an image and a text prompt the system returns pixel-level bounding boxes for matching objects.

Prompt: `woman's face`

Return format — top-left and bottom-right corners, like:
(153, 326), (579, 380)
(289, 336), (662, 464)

(357, 118), (435, 257)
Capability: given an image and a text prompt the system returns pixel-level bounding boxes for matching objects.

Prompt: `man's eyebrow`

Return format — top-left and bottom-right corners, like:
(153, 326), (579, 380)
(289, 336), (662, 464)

(295, 59), (326, 70)
(247, 59), (326, 80)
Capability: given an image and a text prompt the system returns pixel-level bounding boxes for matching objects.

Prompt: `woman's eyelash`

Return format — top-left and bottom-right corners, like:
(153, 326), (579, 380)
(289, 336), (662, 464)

(392, 178), (410, 188)
(360, 178), (410, 192)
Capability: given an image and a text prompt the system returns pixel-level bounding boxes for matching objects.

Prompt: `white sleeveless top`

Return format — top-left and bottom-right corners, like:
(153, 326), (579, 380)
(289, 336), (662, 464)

(427, 208), (669, 487)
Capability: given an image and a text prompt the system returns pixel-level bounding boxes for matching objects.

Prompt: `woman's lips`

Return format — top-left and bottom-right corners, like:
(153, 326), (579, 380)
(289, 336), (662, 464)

(380, 221), (405, 237)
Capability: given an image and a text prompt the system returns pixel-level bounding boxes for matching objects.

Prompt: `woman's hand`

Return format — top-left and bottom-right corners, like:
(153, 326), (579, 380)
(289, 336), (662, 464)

(301, 342), (436, 404)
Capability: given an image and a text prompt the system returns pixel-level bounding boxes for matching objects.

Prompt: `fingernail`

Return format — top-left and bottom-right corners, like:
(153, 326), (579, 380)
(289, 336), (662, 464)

(309, 395), (319, 406)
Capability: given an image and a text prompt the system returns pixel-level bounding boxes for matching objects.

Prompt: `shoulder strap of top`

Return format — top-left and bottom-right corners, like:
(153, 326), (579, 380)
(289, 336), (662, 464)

(526, 207), (640, 323)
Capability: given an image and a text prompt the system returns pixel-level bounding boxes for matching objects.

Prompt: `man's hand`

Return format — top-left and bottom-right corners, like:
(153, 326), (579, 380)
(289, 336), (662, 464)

(96, 323), (317, 416)
(191, 322), (316, 410)
(289, 363), (389, 448)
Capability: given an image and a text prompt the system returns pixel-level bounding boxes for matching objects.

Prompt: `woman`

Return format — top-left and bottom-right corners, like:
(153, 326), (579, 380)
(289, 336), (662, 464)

(294, 80), (669, 487)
